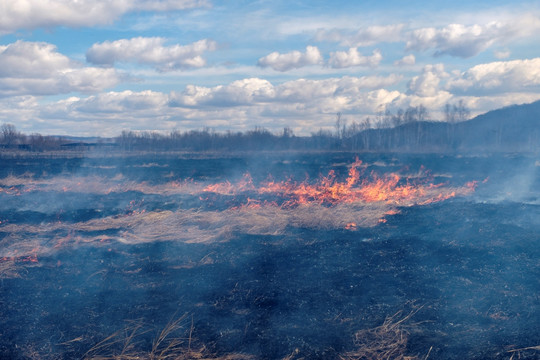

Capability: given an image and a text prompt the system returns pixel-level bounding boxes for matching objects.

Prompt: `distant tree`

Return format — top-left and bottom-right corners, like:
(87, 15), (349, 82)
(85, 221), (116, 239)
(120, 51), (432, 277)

(334, 112), (348, 140)
(1, 123), (18, 147)
(393, 108), (404, 127)
(282, 127), (294, 138)
(335, 112), (342, 139)
(361, 117), (372, 150)
(28, 133), (45, 151)
(444, 100), (469, 124)
(417, 105), (428, 122)
(444, 104), (456, 124)
(444, 100), (470, 150)
(118, 130), (136, 151)
(455, 99), (470, 122)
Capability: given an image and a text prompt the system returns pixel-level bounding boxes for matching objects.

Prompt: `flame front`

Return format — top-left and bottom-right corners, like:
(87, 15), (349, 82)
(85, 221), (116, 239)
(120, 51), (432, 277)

(203, 158), (473, 207)
(0, 159), (479, 264)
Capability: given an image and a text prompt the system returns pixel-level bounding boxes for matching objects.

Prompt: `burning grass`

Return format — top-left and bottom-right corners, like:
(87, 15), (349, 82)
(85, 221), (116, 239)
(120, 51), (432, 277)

(0, 159), (478, 261)
(2, 154), (539, 360)
(201, 158), (475, 206)
(0, 158), (475, 204)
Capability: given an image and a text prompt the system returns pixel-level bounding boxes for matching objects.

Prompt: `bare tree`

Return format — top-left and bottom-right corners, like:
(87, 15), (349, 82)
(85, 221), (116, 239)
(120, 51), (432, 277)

(455, 99), (470, 122)
(417, 105), (428, 122)
(1, 123), (19, 147)
(444, 104), (456, 124)
(445, 100), (469, 124)
(334, 112), (348, 140)
(444, 101), (470, 150)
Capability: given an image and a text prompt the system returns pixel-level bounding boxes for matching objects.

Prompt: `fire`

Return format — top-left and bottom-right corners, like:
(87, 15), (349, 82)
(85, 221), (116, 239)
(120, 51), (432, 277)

(203, 173), (255, 194)
(54, 232), (74, 249)
(0, 186), (22, 196)
(1, 248), (39, 263)
(202, 158), (474, 208)
(345, 222), (357, 230)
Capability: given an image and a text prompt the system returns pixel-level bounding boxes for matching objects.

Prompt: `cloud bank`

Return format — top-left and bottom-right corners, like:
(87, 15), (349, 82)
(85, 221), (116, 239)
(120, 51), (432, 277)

(86, 37), (217, 71)
(448, 58), (540, 93)
(314, 24), (405, 47)
(406, 16), (540, 57)
(328, 49), (382, 68)
(0, 0), (209, 33)
(0, 41), (121, 97)
(257, 46), (324, 72)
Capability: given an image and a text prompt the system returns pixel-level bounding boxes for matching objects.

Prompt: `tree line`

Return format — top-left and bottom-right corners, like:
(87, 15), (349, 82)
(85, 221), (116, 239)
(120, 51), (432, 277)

(0, 123), (69, 151)
(3, 101), (509, 153)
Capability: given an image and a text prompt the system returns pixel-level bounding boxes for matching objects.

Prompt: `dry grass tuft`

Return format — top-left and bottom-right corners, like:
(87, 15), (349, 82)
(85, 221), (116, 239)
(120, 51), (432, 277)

(508, 345), (540, 360)
(82, 314), (252, 360)
(340, 308), (427, 360)
(0, 260), (23, 279)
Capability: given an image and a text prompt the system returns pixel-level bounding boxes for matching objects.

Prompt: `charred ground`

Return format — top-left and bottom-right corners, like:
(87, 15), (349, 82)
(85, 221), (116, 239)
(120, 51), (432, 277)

(1, 151), (539, 359)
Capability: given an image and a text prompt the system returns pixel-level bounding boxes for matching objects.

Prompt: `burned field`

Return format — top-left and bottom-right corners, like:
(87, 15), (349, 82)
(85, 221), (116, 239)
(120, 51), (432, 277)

(1, 152), (539, 359)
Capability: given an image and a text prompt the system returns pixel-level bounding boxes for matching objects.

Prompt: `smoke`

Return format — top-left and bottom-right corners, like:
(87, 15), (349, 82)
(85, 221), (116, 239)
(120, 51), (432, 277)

(3, 151), (539, 359)
(0, 155), (477, 262)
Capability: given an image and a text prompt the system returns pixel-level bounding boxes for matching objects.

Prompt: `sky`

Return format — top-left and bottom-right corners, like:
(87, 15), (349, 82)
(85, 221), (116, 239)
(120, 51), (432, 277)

(1, 0), (540, 136)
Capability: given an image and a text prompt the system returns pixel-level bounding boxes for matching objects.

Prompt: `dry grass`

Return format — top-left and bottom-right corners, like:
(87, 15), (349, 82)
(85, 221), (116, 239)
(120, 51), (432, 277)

(508, 345), (540, 359)
(0, 202), (393, 259)
(340, 308), (428, 360)
(0, 259), (23, 279)
(0, 169), (476, 263)
(82, 314), (252, 360)
(0, 175), (205, 195)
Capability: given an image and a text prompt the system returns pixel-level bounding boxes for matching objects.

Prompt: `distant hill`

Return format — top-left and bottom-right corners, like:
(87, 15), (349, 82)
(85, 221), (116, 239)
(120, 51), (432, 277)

(346, 100), (540, 152)
(456, 100), (540, 151)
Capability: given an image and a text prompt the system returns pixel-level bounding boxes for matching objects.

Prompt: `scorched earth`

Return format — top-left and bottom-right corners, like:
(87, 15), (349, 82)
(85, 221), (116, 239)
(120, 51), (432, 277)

(0, 151), (539, 359)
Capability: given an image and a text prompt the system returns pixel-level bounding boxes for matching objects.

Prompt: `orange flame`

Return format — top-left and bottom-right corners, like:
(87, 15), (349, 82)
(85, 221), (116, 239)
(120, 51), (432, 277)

(1, 248), (39, 263)
(203, 158), (474, 208)
(345, 222), (357, 230)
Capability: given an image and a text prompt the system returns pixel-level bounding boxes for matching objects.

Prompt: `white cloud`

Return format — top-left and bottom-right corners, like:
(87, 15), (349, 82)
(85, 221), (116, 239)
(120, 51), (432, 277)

(0, 96), (40, 131)
(132, 0), (209, 11)
(171, 75), (401, 108)
(310, 14), (540, 59)
(314, 24), (405, 47)
(493, 49), (511, 59)
(86, 37), (217, 71)
(72, 90), (170, 113)
(172, 78), (275, 107)
(407, 64), (448, 97)
(394, 54), (416, 66)
(278, 76), (401, 100)
(0, 41), (122, 97)
(36, 90), (178, 135)
(5, 60), (540, 136)
(447, 58), (540, 93)
(0, 0), (208, 33)
(406, 23), (498, 57)
(257, 46), (323, 72)
(4, 74), (404, 135)
(167, 75), (405, 124)
(328, 48), (382, 68)
(462, 93), (540, 115)
(406, 16), (540, 58)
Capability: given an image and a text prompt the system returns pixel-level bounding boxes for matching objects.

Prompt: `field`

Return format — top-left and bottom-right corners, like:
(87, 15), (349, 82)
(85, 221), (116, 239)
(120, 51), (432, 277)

(1, 151), (539, 359)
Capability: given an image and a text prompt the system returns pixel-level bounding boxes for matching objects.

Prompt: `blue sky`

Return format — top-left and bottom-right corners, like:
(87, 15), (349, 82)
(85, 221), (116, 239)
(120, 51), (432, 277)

(1, 0), (540, 136)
